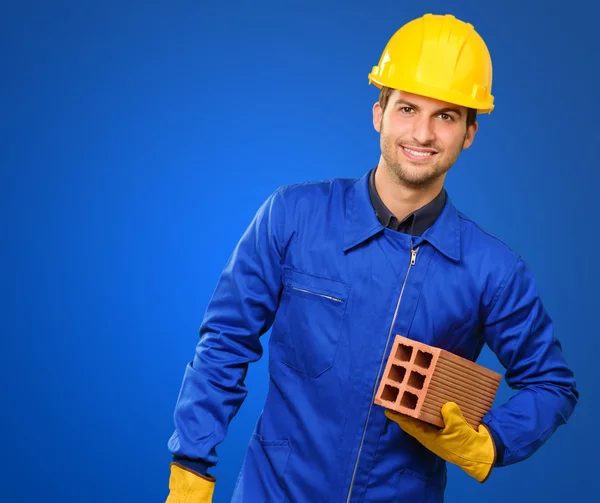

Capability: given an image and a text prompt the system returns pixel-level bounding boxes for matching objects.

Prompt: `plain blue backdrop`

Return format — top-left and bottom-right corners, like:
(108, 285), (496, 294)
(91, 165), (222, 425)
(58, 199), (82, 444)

(2, 0), (598, 501)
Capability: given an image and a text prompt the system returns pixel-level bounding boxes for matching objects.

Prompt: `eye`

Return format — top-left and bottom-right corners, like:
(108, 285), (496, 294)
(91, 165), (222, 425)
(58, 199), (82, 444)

(399, 106), (414, 114)
(439, 113), (454, 121)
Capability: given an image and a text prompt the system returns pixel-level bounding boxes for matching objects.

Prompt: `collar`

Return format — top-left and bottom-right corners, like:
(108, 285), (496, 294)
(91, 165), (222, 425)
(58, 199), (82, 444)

(343, 170), (461, 261)
(368, 167), (446, 236)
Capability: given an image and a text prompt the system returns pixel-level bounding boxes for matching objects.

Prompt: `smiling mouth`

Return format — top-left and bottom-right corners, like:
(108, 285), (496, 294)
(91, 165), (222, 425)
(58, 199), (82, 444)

(401, 146), (437, 163)
(401, 146), (437, 158)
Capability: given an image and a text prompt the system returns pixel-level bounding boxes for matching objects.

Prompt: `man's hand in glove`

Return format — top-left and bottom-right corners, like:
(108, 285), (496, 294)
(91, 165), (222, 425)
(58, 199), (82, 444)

(385, 401), (496, 483)
(165, 463), (216, 503)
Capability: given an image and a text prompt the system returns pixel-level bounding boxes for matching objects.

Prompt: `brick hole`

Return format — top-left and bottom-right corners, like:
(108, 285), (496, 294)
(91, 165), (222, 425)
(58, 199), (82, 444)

(415, 350), (433, 369)
(381, 385), (400, 403)
(389, 364), (406, 384)
(395, 343), (413, 362)
(407, 371), (425, 390)
(400, 391), (418, 410)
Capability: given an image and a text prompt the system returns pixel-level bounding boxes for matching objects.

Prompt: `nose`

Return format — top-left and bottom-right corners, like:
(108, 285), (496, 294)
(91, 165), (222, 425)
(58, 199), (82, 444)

(411, 115), (436, 145)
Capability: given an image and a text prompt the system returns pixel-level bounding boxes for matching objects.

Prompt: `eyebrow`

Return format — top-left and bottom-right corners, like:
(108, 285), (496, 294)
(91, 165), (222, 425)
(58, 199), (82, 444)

(394, 99), (463, 117)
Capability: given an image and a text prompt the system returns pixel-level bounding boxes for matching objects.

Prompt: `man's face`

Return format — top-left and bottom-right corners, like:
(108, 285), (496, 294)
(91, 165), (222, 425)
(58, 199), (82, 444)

(373, 90), (478, 188)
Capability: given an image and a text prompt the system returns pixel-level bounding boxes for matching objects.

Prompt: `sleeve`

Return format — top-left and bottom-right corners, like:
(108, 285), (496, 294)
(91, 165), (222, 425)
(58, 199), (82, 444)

(167, 187), (287, 475)
(481, 256), (579, 467)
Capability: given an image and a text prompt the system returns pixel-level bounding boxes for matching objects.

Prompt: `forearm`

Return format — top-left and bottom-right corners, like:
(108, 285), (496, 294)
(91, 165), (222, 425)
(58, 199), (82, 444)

(483, 381), (578, 466)
(168, 313), (266, 455)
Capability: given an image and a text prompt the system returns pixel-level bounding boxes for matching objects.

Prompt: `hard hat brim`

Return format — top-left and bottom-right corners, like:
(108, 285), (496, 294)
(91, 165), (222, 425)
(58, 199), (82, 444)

(368, 74), (494, 114)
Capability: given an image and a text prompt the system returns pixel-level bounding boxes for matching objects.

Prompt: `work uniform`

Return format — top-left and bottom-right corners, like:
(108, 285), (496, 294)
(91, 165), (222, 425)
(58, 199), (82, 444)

(167, 168), (578, 502)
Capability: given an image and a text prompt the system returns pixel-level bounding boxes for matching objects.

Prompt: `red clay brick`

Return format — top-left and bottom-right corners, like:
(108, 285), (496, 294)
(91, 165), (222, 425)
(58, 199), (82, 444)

(375, 335), (502, 429)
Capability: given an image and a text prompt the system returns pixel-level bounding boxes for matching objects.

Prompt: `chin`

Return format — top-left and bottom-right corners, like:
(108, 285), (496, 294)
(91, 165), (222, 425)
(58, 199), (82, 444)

(399, 169), (434, 184)
(400, 170), (443, 188)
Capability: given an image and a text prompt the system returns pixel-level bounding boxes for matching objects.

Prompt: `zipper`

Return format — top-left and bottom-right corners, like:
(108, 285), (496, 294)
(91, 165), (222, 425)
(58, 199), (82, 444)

(345, 240), (419, 503)
(287, 284), (344, 303)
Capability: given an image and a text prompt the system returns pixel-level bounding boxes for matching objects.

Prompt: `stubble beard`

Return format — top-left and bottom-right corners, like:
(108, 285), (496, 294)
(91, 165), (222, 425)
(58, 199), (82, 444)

(379, 123), (466, 189)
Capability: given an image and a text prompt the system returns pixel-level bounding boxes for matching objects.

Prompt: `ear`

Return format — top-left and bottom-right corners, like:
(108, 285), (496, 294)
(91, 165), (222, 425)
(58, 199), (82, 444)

(462, 121), (479, 151)
(373, 102), (383, 133)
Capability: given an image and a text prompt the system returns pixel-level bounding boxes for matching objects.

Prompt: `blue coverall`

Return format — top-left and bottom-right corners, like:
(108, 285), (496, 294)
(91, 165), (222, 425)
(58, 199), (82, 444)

(168, 168), (578, 502)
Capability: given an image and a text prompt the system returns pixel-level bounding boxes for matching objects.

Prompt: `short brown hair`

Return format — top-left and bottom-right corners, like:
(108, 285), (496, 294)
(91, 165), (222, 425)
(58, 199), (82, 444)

(378, 86), (477, 128)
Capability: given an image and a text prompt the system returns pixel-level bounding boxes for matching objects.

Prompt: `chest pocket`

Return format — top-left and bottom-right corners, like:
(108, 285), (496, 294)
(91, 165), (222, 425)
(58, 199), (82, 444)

(274, 267), (350, 378)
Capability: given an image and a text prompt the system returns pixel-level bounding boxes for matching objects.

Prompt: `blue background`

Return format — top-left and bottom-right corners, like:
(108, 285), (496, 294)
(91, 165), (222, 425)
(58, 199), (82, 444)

(2, 0), (598, 501)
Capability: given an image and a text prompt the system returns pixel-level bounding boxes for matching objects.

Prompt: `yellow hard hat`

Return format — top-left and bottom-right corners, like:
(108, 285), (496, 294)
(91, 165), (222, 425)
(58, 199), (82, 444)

(368, 13), (494, 113)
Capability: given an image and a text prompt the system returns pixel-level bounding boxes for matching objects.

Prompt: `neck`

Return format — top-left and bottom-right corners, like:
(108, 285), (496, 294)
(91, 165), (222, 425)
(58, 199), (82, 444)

(374, 162), (445, 222)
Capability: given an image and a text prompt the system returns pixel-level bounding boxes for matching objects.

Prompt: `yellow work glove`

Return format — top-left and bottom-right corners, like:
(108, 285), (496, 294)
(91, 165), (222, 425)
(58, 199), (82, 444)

(165, 463), (216, 503)
(385, 402), (496, 483)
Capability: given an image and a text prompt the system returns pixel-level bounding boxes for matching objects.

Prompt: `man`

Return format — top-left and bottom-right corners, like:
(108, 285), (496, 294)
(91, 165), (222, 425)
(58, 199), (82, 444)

(165, 13), (578, 502)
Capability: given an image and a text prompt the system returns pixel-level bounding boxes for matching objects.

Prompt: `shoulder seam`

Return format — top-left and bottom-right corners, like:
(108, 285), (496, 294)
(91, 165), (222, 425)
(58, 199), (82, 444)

(456, 212), (517, 252)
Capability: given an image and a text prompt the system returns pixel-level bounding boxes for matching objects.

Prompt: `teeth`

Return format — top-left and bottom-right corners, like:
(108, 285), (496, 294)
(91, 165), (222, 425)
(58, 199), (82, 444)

(404, 147), (434, 157)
